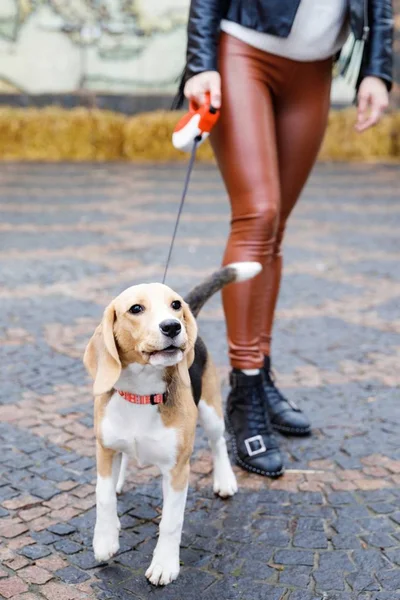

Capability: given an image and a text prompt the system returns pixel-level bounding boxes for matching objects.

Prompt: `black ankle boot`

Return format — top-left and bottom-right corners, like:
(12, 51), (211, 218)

(262, 357), (311, 436)
(226, 369), (284, 478)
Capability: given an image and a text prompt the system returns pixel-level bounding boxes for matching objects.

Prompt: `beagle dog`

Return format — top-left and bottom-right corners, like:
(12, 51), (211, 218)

(83, 262), (261, 586)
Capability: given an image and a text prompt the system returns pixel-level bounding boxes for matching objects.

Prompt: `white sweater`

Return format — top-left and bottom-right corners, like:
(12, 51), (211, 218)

(220, 0), (349, 61)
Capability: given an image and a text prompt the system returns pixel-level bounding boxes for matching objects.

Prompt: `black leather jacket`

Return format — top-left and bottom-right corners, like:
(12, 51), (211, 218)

(180, 0), (393, 95)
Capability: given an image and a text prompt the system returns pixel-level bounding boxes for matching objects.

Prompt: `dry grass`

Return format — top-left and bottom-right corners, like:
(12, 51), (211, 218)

(0, 106), (398, 162)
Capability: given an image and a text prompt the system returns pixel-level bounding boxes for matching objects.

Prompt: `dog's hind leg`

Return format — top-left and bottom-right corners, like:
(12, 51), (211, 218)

(116, 453), (128, 494)
(199, 358), (238, 498)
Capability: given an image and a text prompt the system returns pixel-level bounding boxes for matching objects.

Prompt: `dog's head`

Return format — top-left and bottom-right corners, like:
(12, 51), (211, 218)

(83, 283), (197, 396)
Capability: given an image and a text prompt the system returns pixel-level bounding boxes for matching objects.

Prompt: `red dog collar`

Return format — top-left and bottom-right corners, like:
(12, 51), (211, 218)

(116, 390), (167, 405)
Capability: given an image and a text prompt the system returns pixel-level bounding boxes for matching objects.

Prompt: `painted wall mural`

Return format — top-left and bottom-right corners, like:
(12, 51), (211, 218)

(0, 0), (189, 94)
(0, 0), (399, 105)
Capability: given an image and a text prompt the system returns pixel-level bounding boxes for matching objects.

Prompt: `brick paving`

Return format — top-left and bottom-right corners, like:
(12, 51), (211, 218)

(0, 162), (399, 599)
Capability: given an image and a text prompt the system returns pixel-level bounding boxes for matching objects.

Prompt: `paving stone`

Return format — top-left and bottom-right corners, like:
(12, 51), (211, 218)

(295, 517), (325, 532)
(18, 544), (51, 560)
(119, 514), (141, 529)
(384, 547), (400, 566)
(28, 483), (60, 501)
(31, 530), (61, 545)
(36, 554), (69, 573)
(368, 503), (396, 514)
(274, 550), (314, 567)
(362, 533), (397, 548)
(67, 457), (94, 472)
(19, 565), (53, 584)
(239, 560), (275, 581)
(4, 556), (30, 571)
(390, 512), (400, 525)
(279, 565), (312, 587)
(0, 521), (29, 539)
(293, 530), (328, 549)
(331, 534), (362, 549)
(359, 516), (397, 533)
(55, 565), (91, 584)
(377, 568), (400, 591)
(332, 517), (363, 535)
(114, 549), (150, 570)
(257, 528), (291, 547)
(205, 578), (287, 600)
(47, 522), (76, 535)
(346, 570), (380, 591)
(69, 550), (100, 570)
(352, 548), (389, 572)
(0, 576), (29, 598)
(290, 492), (324, 505)
(327, 491), (357, 505)
(289, 592), (321, 600)
(54, 539), (83, 555)
(41, 580), (92, 599)
(319, 551), (354, 572)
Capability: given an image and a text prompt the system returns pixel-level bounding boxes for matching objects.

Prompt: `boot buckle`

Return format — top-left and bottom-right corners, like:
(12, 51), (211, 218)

(244, 435), (266, 457)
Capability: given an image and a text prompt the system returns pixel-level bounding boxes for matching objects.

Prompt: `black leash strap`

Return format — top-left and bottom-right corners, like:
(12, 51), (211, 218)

(162, 137), (200, 284)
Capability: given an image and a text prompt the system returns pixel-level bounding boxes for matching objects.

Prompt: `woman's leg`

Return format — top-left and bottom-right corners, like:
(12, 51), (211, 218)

(210, 34), (285, 478)
(260, 58), (333, 356)
(259, 58), (333, 437)
(211, 34), (281, 371)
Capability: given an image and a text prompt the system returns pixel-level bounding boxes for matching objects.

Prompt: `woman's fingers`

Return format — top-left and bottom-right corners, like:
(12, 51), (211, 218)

(209, 73), (222, 108)
(355, 93), (370, 131)
(184, 71), (221, 108)
(355, 76), (389, 133)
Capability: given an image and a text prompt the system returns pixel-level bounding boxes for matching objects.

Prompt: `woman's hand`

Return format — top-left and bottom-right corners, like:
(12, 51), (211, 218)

(184, 71), (221, 108)
(355, 76), (389, 132)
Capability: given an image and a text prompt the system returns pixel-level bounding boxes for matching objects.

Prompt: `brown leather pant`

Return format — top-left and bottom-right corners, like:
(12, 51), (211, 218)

(211, 33), (332, 369)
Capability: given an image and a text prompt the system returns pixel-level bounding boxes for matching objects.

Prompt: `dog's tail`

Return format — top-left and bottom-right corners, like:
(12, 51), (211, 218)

(185, 262), (262, 318)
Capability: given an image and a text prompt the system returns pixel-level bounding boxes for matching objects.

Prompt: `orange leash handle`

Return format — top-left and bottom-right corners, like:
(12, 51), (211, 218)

(172, 92), (220, 152)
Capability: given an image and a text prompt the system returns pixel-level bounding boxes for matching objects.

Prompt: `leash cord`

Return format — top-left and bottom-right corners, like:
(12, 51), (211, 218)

(162, 137), (199, 284)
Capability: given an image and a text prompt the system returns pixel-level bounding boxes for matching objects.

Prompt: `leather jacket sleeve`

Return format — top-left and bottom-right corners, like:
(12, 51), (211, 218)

(186, 0), (226, 78)
(360, 0), (393, 90)
(172, 0), (225, 109)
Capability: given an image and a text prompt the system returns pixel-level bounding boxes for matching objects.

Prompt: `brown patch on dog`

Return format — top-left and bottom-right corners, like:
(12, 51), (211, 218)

(170, 460), (191, 492)
(94, 392), (113, 440)
(200, 355), (223, 418)
(96, 440), (116, 478)
(161, 372), (197, 492)
(83, 303), (121, 396)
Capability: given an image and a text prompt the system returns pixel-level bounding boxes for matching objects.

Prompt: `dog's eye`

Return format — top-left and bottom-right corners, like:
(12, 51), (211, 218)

(129, 304), (144, 315)
(171, 300), (182, 311)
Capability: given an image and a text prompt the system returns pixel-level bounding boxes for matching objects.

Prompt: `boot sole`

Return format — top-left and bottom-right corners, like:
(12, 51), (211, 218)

(272, 423), (311, 437)
(225, 416), (285, 479)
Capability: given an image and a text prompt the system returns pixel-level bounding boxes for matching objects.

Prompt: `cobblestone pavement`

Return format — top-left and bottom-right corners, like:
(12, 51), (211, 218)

(0, 162), (399, 600)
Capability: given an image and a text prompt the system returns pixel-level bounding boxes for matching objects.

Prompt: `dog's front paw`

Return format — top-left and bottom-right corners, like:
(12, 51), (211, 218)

(145, 553), (180, 586)
(93, 525), (120, 562)
(213, 462), (238, 498)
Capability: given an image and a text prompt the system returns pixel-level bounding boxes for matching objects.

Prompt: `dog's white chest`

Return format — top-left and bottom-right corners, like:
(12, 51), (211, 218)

(101, 393), (177, 469)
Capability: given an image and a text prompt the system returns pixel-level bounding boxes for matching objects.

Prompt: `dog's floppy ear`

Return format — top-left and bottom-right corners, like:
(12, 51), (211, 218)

(176, 302), (197, 387)
(83, 303), (121, 396)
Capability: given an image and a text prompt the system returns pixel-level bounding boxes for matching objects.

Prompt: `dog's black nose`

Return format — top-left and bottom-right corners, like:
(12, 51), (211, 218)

(159, 319), (182, 338)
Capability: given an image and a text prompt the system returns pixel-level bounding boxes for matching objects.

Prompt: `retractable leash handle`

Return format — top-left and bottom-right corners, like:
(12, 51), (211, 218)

(162, 95), (220, 284)
(172, 92), (220, 152)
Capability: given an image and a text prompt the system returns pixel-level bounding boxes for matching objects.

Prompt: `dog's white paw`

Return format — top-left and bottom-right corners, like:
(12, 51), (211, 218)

(213, 463), (238, 498)
(93, 526), (120, 562)
(145, 553), (180, 586)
